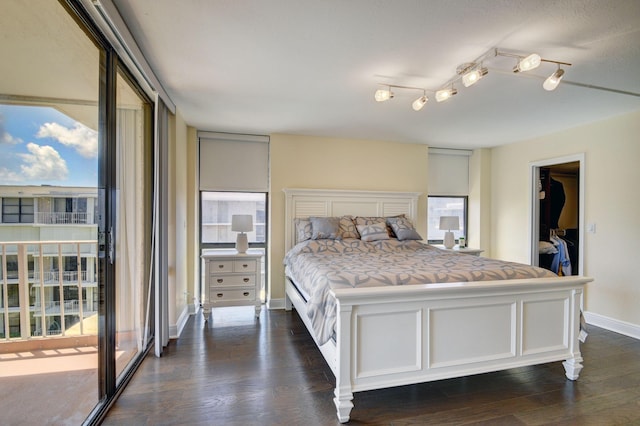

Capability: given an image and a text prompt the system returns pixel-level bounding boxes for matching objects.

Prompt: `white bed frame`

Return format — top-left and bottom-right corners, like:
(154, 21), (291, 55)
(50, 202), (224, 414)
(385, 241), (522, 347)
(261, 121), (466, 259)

(282, 188), (593, 423)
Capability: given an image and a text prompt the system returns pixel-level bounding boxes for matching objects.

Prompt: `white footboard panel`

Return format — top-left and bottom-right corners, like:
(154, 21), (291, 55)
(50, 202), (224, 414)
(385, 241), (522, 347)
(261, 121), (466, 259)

(331, 276), (591, 423)
(350, 291), (572, 391)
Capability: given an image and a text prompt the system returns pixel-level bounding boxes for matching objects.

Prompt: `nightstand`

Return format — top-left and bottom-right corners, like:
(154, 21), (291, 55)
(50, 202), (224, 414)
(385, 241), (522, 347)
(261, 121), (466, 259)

(201, 250), (262, 322)
(434, 245), (484, 256)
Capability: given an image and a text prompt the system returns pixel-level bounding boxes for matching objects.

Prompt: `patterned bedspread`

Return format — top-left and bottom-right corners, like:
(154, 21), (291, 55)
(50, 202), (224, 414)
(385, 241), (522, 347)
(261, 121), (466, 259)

(284, 239), (557, 346)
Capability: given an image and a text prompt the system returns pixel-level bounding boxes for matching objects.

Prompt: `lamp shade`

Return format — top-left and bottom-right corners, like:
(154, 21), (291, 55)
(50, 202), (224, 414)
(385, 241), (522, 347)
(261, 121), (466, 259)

(439, 216), (460, 231)
(231, 214), (253, 232)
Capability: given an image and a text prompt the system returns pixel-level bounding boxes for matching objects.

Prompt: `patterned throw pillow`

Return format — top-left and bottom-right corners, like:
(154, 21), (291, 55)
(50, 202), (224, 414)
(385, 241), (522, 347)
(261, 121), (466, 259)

(355, 215), (405, 238)
(356, 221), (390, 242)
(310, 216), (341, 239)
(294, 218), (312, 243)
(338, 215), (360, 239)
(386, 217), (422, 241)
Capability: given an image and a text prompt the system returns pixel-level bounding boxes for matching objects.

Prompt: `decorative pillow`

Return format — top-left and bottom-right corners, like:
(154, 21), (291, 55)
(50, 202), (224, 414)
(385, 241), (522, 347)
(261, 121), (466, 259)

(338, 215), (360, 239)
(356, 221), (390, 242)
(310, 216), (341, 240)
(355, 215), (405, 238)
(387, 217), (422, 241)
(294, 218), (312, 243)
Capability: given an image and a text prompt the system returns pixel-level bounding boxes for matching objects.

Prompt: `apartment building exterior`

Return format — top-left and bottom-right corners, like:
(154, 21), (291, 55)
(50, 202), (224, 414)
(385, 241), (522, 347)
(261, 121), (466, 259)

(0, 185), (98, 341)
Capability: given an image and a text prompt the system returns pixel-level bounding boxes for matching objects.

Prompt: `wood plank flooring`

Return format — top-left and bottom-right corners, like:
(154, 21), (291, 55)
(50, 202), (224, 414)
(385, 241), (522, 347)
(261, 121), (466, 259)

(102, 306), (640, 425)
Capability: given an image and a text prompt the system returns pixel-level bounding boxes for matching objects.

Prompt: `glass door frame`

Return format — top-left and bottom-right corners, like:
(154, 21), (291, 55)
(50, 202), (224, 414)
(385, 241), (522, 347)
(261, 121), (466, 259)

(61, 1), (156, 423)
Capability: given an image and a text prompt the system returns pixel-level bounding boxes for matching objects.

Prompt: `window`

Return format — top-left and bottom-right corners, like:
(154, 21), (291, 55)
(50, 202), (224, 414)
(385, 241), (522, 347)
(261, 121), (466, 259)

(2, 198), (34, 223)
(201, 192), (266, 245)
(427, 196), (467, 243)
(427, 148), (471, 244)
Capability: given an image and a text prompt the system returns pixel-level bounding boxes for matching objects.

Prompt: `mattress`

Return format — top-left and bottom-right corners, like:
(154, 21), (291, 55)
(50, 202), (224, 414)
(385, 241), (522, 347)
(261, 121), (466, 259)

(284, 239), (557, 346)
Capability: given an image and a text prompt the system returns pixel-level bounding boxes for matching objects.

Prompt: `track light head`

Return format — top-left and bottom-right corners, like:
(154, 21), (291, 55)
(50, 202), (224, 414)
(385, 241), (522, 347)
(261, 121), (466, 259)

(543, 68), (565, 91)
(374, 88), (394, 102)
(513, 53), (541, 73)
(435, 87), (457, 102)
(412, 95), (428, 111)
(462, 67), (488, 87)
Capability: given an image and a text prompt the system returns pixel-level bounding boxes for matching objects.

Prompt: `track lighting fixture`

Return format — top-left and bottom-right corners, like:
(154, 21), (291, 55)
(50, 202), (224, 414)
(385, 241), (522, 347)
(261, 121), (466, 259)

(374, 88), (393, 102)
(373, 47), (571, 111)
(543, 67), (565, 91)
(513, 53), (542, 73)
(435, 87), (457, 102)
(462, 66), (488, 87)
(412, 94), (428, 111)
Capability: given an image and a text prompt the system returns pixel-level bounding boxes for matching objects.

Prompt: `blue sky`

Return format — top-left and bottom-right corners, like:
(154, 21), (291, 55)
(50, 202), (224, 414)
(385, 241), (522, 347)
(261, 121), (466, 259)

(0, 104), (98, 187)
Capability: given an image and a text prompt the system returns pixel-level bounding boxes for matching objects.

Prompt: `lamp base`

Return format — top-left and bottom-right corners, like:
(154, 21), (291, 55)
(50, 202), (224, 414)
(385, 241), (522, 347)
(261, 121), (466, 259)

(443, 231), (455, 249)
(236, 233), (248, 254)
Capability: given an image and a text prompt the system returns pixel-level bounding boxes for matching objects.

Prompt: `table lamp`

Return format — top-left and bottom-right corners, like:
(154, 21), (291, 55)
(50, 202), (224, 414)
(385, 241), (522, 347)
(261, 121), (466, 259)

(231, 214), (253, 253)
(439, 216), (460, 249)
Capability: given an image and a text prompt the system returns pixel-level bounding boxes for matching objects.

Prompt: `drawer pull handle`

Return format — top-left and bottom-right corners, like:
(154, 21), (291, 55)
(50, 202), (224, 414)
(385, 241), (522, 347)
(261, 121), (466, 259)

(217, 279), (223, 283)
(217, 293), (223, 298)
(243, 278), (250, 283)
(218, 264), (224, 269)
(243, 292), (250, 297)
(242, 264), (248, 268)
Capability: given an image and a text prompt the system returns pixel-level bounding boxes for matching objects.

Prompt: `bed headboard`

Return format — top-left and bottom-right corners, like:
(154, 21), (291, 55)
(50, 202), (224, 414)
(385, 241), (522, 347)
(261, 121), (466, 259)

(283, 188), (421, 251)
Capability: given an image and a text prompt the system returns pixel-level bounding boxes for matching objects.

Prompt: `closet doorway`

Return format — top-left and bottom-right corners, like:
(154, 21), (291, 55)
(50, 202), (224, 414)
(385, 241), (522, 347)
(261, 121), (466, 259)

(530, 154), (585, 276)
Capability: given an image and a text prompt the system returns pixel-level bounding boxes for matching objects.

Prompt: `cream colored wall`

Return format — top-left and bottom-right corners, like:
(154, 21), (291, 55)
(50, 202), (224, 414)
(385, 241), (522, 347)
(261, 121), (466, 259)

(468, 148), (492, 253)
(491, 110), (640, 327)
(269, 133), (429, 302)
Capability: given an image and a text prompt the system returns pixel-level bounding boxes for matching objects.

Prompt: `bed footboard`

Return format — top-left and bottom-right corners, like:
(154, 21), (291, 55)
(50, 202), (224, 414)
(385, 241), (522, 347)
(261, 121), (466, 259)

(331, 276), (591, 423)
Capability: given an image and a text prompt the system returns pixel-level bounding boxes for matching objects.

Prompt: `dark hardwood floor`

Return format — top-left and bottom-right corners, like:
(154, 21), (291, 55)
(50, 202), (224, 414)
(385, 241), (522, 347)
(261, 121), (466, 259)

(102, 306), (640, 425)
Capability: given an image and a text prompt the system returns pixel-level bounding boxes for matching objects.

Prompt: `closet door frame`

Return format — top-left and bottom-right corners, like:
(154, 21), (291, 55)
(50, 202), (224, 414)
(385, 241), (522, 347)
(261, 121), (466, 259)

(528, 153), (585, 277)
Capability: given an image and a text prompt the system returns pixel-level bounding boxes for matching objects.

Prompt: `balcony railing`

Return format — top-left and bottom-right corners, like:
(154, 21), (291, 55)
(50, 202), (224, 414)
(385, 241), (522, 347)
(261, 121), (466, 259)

(35, 212), (93, 224)
(0, 240), (98, 340)
(35, 299), (98, 316)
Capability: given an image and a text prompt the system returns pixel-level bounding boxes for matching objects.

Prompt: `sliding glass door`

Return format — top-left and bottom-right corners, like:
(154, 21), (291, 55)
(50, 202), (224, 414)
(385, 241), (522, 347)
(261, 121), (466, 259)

(0, 1), (155, 423)
(113, 70), (153, 380)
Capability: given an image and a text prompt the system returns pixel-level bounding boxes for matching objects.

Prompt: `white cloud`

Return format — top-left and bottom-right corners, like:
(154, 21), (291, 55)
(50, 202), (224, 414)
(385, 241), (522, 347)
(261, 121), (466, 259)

(18, 142), (68, 181)
(0, 114), (22, 145)
(0, 167), (21, 182)
(37, 121), (98, 158)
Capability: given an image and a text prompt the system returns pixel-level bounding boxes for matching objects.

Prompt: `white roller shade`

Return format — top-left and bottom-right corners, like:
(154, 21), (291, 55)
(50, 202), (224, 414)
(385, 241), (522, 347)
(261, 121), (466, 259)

(199, 132), (269, 192)
(428, 148), (471, 195)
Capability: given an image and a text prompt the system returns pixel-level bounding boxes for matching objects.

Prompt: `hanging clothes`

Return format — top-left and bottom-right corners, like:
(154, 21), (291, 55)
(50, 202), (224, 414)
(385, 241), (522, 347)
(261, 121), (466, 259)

(550, 235), (571, 276)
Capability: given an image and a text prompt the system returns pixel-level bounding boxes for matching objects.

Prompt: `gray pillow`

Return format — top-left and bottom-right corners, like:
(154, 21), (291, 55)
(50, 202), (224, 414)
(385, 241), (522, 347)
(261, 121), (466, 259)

(356, 221), (390, 242)
(310, 216), (341, 239)
(387, 217), (422, 241)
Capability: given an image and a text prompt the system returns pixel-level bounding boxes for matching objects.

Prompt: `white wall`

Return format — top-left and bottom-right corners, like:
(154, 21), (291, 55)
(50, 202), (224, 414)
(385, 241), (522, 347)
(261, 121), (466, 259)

(491, 110), (640, 332)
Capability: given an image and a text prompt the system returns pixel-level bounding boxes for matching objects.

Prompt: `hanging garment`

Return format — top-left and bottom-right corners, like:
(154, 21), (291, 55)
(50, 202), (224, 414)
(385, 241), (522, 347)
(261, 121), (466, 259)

(550, 236), (571, 276)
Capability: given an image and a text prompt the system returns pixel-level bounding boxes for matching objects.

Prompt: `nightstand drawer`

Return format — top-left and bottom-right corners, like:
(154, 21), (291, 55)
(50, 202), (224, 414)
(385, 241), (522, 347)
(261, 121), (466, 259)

(209, 260), (233, 273)
(233, 259), (257, 272)
(210, 288), (256, 302)
(210, 274), (255, 287)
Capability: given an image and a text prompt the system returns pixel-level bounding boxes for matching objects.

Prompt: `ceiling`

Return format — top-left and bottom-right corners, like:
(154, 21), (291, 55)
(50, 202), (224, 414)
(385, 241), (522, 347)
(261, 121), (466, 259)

(112, 0), (640, 149)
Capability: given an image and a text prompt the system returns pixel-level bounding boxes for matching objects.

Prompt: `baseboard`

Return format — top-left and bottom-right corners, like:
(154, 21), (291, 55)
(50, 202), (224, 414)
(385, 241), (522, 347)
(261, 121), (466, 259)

(169, 305), (191, 339)
(583, 311), (640, 340)
(267, 297), (285, 310)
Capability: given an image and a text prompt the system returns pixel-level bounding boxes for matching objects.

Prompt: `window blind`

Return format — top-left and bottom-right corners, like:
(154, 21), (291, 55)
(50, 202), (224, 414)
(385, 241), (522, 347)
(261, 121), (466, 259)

(198, 132), (269, 192)
(428, 148), (472, 196)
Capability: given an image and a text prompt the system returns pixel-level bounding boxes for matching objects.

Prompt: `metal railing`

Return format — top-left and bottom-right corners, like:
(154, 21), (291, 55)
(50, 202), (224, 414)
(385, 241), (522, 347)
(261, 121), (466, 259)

(0, 240), (98, 340)
(35, 212), (93, 224)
